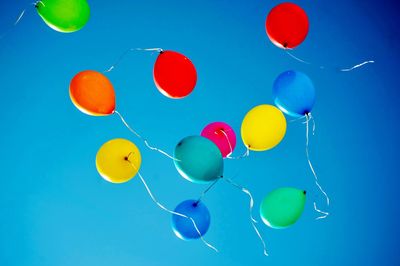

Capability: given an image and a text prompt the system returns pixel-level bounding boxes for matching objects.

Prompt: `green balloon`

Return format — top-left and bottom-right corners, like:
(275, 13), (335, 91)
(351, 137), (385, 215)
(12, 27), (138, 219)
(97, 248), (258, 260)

(174, 136), (223, 184)
(36, 0), (90, 33)
(260, 187), (306, 229)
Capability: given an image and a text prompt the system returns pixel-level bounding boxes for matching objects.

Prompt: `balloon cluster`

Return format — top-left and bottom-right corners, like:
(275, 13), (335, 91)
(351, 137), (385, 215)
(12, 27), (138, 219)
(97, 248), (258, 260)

(31, 0), (328, 255)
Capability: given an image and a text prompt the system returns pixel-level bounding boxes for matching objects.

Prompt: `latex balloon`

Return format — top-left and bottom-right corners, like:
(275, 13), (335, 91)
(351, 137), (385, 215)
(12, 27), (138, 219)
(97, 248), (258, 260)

(96, 138), (141, 184)
(36, 0), (90, 33)
(241, 104), (286, 151)
(174, 136), (223, 184)
(201, 122), (236, 158)
(172, 200), (210, 240)
(273, 70), (315, 117)
(260, 187), (306, 229)
(153, 51), (197, 99)
(70, 70), (116, 116)
(266, 2), (309, 49)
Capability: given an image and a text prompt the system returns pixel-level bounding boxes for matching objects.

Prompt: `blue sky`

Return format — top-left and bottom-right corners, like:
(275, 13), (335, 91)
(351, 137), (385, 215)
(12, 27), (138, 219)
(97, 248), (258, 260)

(0, 0), (399, 265)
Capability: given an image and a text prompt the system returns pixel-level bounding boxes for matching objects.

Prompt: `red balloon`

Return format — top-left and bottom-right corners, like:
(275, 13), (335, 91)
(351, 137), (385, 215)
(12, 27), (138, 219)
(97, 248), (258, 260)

(265, 2), (309, 49)
(153, 50), (197, 99)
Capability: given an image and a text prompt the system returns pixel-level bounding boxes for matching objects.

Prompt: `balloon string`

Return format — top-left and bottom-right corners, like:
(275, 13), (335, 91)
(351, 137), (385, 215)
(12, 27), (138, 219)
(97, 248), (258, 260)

(215, 129), (249, 159)
(114, 110), (179, 161)
(217, 129), (234, 156)
(284, 50), (374, 72)
(305, 113), (330, 220)
(313, 202), (329, 220)
(195, 178), (220, 204)
(223, 177), (268, 256)
(104, 47), (163, 73)
(339, 60), (375, 72)
(0, 1), (38, 40)
(225, 146), (249, 160)
(285, 50), (312, 65)
(290, 114), (315, 136)
(129, 164), (218, 252)
(214, 128), (250, 159)
(289, 116), (307, 123)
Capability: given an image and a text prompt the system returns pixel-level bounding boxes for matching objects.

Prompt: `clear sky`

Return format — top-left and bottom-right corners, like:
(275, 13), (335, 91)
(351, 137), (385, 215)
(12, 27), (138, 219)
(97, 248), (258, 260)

(0, 0), (399, 265)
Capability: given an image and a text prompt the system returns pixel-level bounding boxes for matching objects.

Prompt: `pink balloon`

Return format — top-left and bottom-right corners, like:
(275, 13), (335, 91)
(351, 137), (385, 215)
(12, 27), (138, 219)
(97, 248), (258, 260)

(201, 122), (236, 158)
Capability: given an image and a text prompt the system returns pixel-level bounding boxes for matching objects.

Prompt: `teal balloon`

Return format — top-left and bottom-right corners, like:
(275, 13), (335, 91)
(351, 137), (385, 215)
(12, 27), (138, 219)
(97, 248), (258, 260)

(174, 136), (223, 184)
(260, 187), (306, 229)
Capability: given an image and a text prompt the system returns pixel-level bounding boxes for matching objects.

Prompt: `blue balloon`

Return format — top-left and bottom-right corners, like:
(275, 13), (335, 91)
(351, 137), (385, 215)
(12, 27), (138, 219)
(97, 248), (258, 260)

(174, 136), (223, 184)
(272, 70), (316, 118)
(172, 200), (211, 240)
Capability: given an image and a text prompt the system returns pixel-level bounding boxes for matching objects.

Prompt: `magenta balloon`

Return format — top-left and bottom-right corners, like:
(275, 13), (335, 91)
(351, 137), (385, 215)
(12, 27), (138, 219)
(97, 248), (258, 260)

(201, 122), (236, 158)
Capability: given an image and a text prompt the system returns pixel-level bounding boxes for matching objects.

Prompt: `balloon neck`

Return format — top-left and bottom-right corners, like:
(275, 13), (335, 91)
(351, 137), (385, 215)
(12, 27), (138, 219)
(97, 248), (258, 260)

(283, 42), (288, 49)
(124, 152), (133, 163)
(215, 128), (225, 135)
(34, 1), (44, 9)
(303, 190), (307, 195)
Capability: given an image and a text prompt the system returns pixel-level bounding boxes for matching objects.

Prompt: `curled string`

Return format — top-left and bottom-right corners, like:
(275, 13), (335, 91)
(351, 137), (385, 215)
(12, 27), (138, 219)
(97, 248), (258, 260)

(305, 113), (330, 220)
(224, 177), (268, 256)
(226, 147), (249, 160)
(313, 202), (329, 220)
(104, 47), (163, 73)
(339, 60), (375, 72)
(195, 178), (220, 205)
(309, 113), (316, 136)
(217, 129), (249, 160)
(285, 50), (374, 72)
(126, 157), (218, 252)
(114, 110), (179, 161)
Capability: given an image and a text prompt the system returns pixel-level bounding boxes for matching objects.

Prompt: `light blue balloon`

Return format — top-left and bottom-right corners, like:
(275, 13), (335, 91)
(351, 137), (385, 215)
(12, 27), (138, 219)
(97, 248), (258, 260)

(272, 70), (316, 118)
(174, 136), (223, 184)
(172, 199), (210, 240)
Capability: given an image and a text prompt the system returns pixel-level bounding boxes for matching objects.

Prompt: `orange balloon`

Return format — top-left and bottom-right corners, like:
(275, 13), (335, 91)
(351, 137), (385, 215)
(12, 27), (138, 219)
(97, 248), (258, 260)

(70, 70), (116, 116)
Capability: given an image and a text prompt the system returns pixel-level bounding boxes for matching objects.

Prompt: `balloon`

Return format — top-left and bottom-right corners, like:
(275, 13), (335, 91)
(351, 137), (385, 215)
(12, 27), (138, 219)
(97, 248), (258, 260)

(200, 122), (236, 158)
(241, 104), (286, 151)
(265, 2), (309, 49)
(172, 200), (210, 240)
(96, 138), (141, 183)
(272, 70), (316, 117)
(153, 51), (197, 99)
(70, 70), (116, 116)
(174, 136), (223, 184)
(36, 0), (90, 33)
(260, 187), (306, 229)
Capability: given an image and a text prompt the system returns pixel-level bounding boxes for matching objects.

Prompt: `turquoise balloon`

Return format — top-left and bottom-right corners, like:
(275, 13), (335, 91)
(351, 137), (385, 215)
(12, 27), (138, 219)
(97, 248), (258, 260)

(260, 187), (306, 229)
(174, 136), (223, 184)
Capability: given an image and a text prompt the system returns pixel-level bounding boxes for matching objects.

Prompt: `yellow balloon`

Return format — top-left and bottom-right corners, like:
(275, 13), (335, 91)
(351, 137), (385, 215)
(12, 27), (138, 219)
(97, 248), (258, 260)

(96, 138), (141, 183)
(241, 104), (287, 151)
